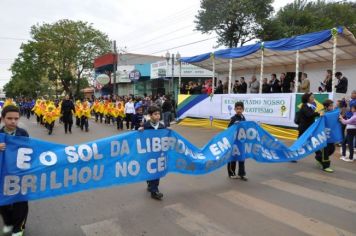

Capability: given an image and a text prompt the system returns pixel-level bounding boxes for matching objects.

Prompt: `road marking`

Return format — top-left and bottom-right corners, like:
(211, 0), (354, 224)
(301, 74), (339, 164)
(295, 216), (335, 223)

(295, 172), (356, 190)
(262, 179), (356, 213)
(81, 218), (125, 236)
(218, 190), (354, 236)
(334, 166), (356, 175)
(165, 203), (237, 236)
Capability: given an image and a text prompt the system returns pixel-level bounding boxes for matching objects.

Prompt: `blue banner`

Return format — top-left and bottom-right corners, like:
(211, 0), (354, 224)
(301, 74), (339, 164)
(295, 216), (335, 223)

(0, 110), (342, 205)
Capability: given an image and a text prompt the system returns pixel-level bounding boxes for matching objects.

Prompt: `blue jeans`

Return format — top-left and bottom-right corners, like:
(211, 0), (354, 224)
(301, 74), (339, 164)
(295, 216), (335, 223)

(163, 111), (171, 127)
(342, 129), (356, 160)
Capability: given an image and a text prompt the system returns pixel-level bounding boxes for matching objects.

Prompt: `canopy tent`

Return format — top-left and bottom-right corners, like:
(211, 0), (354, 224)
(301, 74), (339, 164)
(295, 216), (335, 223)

(180, 27), (356, 93)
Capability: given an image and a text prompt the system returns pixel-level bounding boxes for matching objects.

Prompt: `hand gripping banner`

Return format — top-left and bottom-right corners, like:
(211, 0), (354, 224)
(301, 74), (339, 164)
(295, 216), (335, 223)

(0, 110), (342, 205)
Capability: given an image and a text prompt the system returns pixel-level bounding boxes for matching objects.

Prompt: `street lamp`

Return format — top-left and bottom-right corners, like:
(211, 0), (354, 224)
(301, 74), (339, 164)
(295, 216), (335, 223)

(165, 51), (180, 96)
(176, 52), (181, 95)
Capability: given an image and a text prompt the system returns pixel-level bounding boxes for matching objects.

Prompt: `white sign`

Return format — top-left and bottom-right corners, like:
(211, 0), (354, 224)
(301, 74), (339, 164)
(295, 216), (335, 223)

(150, 60), (213, 79)
(96, 74), (110, 85)
(222, 96), (290, 118)
(117, 65), (134, 83)
(178, 94), (296, 127)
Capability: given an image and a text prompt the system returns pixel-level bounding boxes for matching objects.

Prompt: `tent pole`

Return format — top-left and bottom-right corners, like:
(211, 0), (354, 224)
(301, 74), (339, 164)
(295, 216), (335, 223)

(259, 43), (264, 94)
(211, 53), (215, 94)
(228, 59), (232, 94)
(295, 50), (300, 93)
(332, 28), (338, 93)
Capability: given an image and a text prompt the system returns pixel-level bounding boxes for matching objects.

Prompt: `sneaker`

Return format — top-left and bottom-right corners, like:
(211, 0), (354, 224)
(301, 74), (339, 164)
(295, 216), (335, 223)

(12, 231), (24, 236)
(228, 173), (237, 179)
(323, 168), (334, 173)
(340, 156), (347, 160)
(151, 191), (163, 200)
(316, 161), (323, 169)
(2, 225), (13, 234)
(342, 158), (354, 162)
(238, 176), (248, 181)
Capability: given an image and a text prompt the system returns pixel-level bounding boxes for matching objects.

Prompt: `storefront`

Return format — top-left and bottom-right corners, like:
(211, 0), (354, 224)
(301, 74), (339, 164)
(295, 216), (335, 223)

(150, 60), (213, 99)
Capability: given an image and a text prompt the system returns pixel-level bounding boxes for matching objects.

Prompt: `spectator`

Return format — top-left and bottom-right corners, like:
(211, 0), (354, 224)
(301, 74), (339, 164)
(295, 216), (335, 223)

(280, 73), (291, 93)
(197, 82), (203, 94)
(191, 82), (201, 94)
(162, 95), (173, 127)
(262, 78), (270, 93)
(269, 74), (282, 93)
(233, 80), (239, 94)
(319, 69), (332, 92)
(249, 75), (259, 93)
(238, 77), (247, 94)
(339, 104), (356, 162)
(335, 72), (348, 93)
(206, 81), (213, 95)
(346, 90), (356, 120)
(215, 80), (223, 94)
(298, 73), (310, 93)
(223, 80), (229, 94)
(180, 83), (187, 94)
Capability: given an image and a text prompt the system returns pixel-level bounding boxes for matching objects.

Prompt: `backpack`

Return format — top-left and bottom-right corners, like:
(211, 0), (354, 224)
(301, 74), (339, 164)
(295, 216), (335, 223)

(294, 111), (301, 125)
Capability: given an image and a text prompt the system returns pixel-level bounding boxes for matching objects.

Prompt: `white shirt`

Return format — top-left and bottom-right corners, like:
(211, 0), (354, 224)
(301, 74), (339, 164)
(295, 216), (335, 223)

(124, 102), (135, 114)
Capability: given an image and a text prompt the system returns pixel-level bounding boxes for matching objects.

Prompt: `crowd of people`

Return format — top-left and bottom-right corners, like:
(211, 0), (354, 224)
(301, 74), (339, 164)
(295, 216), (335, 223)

(1, 93), (176, 137)
(179, 70), (350, 95)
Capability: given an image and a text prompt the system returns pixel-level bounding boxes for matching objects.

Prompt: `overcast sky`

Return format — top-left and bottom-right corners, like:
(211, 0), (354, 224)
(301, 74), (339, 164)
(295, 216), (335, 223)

(0, 0), (294, 88)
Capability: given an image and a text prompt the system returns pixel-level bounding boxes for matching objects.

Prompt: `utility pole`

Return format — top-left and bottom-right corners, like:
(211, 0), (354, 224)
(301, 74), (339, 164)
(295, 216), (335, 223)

(113, 40), (117, 96)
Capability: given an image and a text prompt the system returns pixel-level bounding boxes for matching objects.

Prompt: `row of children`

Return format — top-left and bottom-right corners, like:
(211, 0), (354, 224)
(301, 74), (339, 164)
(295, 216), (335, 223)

(296, 92), (356, 173)
(31, 98), (91, 135)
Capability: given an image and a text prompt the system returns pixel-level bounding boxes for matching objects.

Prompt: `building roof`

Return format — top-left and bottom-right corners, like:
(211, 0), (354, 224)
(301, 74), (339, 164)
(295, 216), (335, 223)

(181, 27), (356, 73)
(118, 53), (164, 65)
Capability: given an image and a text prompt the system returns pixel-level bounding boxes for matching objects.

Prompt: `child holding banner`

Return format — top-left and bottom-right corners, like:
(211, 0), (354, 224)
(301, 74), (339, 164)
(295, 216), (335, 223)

(315, 99), (335, 172)
(227, 101), (247, 181)
(139, 106), (165, 200)
(0, 105), (29, 236)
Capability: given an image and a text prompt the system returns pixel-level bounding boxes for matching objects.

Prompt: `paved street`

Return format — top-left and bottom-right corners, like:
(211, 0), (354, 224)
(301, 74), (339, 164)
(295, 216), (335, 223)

(1, 116), (356, 236)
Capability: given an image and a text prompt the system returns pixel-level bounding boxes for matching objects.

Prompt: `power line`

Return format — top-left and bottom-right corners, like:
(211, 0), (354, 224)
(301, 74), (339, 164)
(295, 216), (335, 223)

(116, 5), (198, 40)
(124, 13), (195, 46)
(0, 37), (28, 41)
(130, 31), (201, 52)
(127, 24), (195, 49)
(145, 36), (217, 55)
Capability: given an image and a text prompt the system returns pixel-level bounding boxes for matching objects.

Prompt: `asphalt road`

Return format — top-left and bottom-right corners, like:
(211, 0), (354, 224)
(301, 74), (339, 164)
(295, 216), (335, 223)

(1, 116), (356, 236)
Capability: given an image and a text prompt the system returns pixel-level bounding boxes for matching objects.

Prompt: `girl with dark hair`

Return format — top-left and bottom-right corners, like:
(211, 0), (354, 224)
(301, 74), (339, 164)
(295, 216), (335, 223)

(298, 93), (323, 136)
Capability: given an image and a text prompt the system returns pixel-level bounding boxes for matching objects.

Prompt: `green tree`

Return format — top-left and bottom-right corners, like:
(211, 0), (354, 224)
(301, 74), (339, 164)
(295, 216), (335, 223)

(31, 19), (111, 96)
(259, 0), (356, 41)
(4, 42), (49, 98)
(195, 0), (273, 48)
(5, 19), (111, 98)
